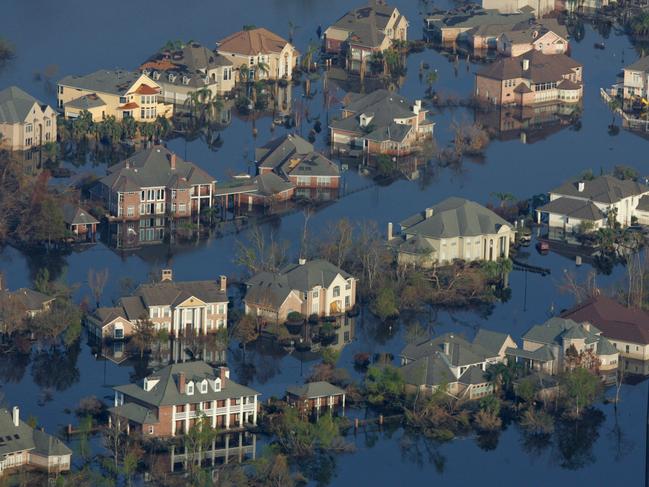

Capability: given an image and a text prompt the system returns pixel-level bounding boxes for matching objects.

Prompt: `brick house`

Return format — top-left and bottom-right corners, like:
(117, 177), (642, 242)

(62, 203), (98, 240)
(86, 269), (228, 340)
(475, 50), (583, 106)
(330, 89), (434, 156)
(496, 19), (569, 57)
(256, 134), (340, 191)
(0, 86), (57, 151)
(286, 381), (346, 411)
(98, 145), (215, 220)
(0, 406), (71, 476)
(324, 2), (408, 71)
(111, 362), (260, 437)
(244, 259), (357, 323)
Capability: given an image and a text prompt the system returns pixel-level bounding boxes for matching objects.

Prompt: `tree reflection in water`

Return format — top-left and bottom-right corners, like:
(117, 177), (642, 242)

(554, 408), (605, 470)
(31, 340), (81, 396)
(399, 432), (446, 473)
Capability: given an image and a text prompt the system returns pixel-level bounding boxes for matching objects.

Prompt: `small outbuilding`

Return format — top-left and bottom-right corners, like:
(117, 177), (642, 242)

(286, 381), (346, 411)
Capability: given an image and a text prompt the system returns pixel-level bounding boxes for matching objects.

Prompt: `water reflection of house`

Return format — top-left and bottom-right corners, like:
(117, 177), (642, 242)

(165, 432), (256, 473)
(105, 217), (168, 250)
(475, 102), (580, 143)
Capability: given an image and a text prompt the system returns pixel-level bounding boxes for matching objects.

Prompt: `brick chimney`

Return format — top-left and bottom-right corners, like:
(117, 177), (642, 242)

(170, 153), (177, 170)
(219, 275), (227, 292)
(219, 366), (229, 383)
(178, 372), (186, 394)
(161, 269), (173, 281)
(12, 406), (19, 427)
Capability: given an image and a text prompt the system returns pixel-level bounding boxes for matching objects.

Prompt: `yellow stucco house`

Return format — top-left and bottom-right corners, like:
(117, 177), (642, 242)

(57, 70), (173, 122)
(216, 28), (299, 81)
(0, 86), (57, 151)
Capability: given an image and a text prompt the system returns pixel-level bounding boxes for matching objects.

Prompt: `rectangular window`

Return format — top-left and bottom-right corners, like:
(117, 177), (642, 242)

(127, 206), (135, 216)
(179, 203), (186, 213)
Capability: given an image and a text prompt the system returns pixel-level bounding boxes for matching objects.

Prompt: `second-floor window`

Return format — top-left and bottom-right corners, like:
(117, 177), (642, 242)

(333, 286), (340, 298)
(25, 124), (33, 133)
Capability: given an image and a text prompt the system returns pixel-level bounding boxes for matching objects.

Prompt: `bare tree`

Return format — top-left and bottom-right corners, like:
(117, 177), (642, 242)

(88, 268), (109, 308)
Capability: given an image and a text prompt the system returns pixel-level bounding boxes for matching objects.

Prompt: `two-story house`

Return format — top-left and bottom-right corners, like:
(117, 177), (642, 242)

(475, 50), (583, 106)
(86, 269), (229, 339)
(497, 18), (569, 57)
(399, 330), (515, 400)
(98, 145), (215, 220)
(0, 86), (57, 151)
(506, 317), (618, 374)
(216, 28), (299, 81)
(244, 259), (357, 323)
(618, 56), (649, 101)
(324, 2), (408, 70)
(388, 197), (515, 268)
(536, 174), (649, 231)
(0, 406), (72, 476)
(256, 134), (340, 194)
(0, 279), (55, 326)
(57, 69), (174, 122)
(111, 362), (260, 437)
(140, 42), (235, 106)
(329, 89), (434, 156)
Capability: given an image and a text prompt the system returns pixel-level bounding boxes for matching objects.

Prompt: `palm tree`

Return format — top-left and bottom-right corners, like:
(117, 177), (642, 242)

(255, 61), (270, 81)
(491, 192), (515, 208)
(426, 70), (438, 96)
(301, 42), (319, 72)
(288, 21), (300, 43)
(183, 91), (201, 121)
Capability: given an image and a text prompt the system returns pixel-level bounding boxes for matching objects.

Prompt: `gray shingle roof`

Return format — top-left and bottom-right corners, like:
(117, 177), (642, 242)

(252, 172), (295, 196)
(91, 307), (129, 326)
(477, 50), (581, 83)
(458, 365), (489, 385)
(59, 69), (144, 96)
(1, 288), (54, 312)
(109, 402), (159, 424)
(256, 134), (339, 178)
(522, 317), (601, 346)
(506, 345), (555, 362)
(0, 408), (71, 458)
(538, 197), (606, 221)
(626, 55), (649, 73)
(101, 145), (215, 192)
(286, 381), (345, 399)
(135, 279), (227, 307)
(0, 86), (46, 124)
(400, 197), (512, 239)
(114, 361), (260, 408)
(401, 332), (495, 366)
(596, 337), (617, 355)
(550, 175), (649, 205)
(473, 329), (510, 357)
(64, 93), (106, 110)
(329, 4), (400, 48)
(400, 352), (456, 387)
(62, 204), (99, 226)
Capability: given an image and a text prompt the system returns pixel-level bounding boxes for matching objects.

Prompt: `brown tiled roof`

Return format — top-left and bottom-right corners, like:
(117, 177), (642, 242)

(561, 295), (649, 345)
(118, 102), (139, 110)
(135, 84), (159, 94)
(217, 28), (291, 55)
(140, 59), (176, 71)
(477, 51), (581, 83)
(557, 79), (581, 90)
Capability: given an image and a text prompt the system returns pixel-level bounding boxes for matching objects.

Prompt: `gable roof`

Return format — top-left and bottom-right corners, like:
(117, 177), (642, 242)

(114, 361), (260, 407)
(473, 328), (511, 357)
(0, 86), (47, 124)
(0, 408), (71, 458)
(134, 279), (227, 307)
(256, 134), (340, 178)
(252, 172), (295, 196)
(400, 352), (456, 387)
(538, 197), (606, 221)
(59, 69), (147, 96)
(477, 50), (581, 83)
(62, 204), (99, 226)
(401, 332), (495, 366)
(458, 365), (489, 385)
(100, 145), (215, 192)
(549, 175), (649, 205)
(626, 55), (649, 73)
(1, 288), (54, 312)
(91, 307), (129, 327)
(522, 317), (601, 346)
(561, 295), (649, 345)
(400, 197), (512, 239)
(217, 28), (293, 56)
(64, 93), (106, 111)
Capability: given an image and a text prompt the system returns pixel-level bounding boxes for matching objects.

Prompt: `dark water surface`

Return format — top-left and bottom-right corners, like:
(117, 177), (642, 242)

(0, 0), (647, 485)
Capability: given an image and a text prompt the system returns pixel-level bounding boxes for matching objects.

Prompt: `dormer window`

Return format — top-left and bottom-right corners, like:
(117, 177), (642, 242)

(186, 381), (194, 395)
(200, 380), (208, 394)
(214, 378), (221, 392)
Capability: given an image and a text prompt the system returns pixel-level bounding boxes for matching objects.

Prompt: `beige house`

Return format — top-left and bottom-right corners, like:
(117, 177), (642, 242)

(497, 19), (569, 57)
(244, 259), (357, 323)
(140, 42), (235, 105)
(0, 86), (57, 151)
(616, 56), (649, 101)
(57, 69), (173, 122)
(482, 0), (554, 16)
(324, 2), (408, 70)
(507, 317), (618, 374)
(87, 269), (229, 339)
(389, 197), (515, 268)
(0, 407), (71, 476)
(536, 175), (649, 231)
(216, 28), (299, 81)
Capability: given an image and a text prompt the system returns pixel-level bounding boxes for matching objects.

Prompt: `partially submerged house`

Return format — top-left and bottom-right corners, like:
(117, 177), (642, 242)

(536, 174), (649, 231)
(506, 317), (618, 374)
(330, 89), (434, 156)
(244, 259), (356, 323)
(256, 134), (340, 191)
(324, 2), (408, 69)
(562, 295), (649, 361)
(57, 69), (174, 121)
(87, 269), (229, 339)
(216, 28), (299, 81)
(388, 197), (515, 268)
(286, 381), (346, 411)
(475, 50), (583, 106)
(496, 18), (569, 57)
(140, 42), (235, 105)
(0, 406), (72, 476)
(399, 330), (514, 400)
(62, 203), (99, 240)
(98, 145), (216, 220)
(0, 86), (57, 151)
(111, 362), (260, 437)
(0, 281), (54, 321)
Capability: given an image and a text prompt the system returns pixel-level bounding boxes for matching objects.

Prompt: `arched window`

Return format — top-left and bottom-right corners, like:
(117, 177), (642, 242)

(186, 382), (194, 395)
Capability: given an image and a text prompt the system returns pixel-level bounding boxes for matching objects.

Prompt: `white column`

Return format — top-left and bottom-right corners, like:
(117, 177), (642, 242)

(212, 401), (216, 428)
(173, 309), (179, 337)
(202, 307), (208, 334)
(239, 397), (244, 427)
(171, 405), (176, 436)
(185, 402), (189, 433)
(225, 398), (231, 429)
(253, 395), (258, 425)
